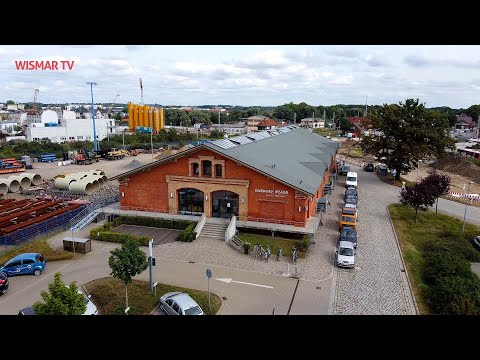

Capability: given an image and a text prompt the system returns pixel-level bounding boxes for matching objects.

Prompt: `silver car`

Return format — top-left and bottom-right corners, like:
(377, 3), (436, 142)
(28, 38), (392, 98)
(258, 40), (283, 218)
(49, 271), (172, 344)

(159, 292), (204, 315)
(336, 241), (355, 268)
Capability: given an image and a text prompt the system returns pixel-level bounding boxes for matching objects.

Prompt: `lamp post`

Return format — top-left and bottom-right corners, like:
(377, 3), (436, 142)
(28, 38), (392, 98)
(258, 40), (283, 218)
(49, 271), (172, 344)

(462, 181), (473, 235)
(86, 82), (98, 152)
(415, 160), (423, 183)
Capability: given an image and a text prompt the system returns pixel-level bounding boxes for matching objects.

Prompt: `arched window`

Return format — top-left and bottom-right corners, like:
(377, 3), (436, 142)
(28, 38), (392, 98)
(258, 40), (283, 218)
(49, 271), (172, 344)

(192, 163), (199, 176)
(202, 160), (212, 176)
(215, 164), (222, 177)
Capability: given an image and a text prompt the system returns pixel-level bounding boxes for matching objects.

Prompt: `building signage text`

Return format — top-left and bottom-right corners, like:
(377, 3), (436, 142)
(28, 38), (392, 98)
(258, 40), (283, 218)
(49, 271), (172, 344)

(255, 188), (289, 196)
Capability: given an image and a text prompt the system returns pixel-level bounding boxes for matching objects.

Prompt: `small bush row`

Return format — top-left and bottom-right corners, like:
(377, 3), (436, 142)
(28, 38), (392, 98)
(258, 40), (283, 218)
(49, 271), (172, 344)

(90, 229), (150, 246)
(113, 216), (194, 230)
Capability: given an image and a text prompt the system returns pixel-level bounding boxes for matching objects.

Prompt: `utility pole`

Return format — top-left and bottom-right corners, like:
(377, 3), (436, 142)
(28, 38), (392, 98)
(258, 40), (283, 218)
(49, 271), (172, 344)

(293, 112), (296, 125)
(365, 96), (368, 116)
(86, 82), (98, 152)
(139, 78), (144, 105)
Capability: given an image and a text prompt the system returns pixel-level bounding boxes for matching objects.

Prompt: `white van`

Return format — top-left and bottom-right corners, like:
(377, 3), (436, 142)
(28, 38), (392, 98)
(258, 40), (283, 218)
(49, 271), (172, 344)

(345, 171), (358, 188)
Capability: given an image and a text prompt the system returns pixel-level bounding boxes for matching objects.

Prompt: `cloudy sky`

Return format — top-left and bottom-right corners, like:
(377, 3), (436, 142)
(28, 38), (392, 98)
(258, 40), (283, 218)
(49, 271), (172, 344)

(1, 45), (479, 108)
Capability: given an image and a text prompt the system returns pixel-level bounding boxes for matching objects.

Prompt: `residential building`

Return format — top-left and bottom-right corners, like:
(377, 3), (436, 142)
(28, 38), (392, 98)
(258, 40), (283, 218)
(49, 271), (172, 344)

(299, 117), (325, 129)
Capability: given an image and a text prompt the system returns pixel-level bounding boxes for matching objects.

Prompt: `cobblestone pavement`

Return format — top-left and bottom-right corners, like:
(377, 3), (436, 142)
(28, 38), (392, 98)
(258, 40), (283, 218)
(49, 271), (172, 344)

(331, 164), (416, 315)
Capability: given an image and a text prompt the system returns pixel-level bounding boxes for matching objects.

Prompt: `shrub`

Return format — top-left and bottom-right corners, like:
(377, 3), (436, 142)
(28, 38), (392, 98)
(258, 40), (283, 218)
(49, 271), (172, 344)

(422, 238), (480, 263)
(90, 226), (149, 246)
(180, 223), (196, 242)
(112, 216), (194, 230)
(422, 251), (474, 286)
(300, 235), (310, 251)
(426, 275), (480, 315)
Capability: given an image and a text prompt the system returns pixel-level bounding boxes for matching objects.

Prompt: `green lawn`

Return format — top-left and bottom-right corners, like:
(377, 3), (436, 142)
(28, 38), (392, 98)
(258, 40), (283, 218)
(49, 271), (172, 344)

(238, 232), (307, 259)
(388, 204), (480, 314)
(85, 277), (222, 315)
(0, 238), (73, 265)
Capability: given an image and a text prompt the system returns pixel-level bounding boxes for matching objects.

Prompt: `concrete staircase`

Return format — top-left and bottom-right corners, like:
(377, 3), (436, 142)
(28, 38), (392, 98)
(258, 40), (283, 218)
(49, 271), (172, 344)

(199, 221), (228, 240)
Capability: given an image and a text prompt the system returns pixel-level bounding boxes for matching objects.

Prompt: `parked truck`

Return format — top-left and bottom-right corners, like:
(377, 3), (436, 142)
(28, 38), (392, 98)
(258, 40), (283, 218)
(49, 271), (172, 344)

(74, 150), (99, 165)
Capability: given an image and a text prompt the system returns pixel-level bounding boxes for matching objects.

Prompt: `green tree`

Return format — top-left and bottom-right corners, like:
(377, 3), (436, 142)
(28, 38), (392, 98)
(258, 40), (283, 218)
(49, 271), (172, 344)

(360, 99), (454, 180)
(32, 272), (87, 315)
(6, 100), (15, 104)
(465, 104), (480, 124)
(338, 117), (355, 134)
(209, 129), (224, 139)
(108, 239), (148, 309)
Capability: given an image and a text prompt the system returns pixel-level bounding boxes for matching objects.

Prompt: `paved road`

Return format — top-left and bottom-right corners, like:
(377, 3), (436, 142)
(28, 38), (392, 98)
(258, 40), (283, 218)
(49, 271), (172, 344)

(331, 165), (416, 315)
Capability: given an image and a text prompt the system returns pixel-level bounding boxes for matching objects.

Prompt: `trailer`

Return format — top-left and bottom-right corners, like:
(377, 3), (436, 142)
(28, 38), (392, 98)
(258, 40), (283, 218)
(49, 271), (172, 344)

(74, 150), (99, 165)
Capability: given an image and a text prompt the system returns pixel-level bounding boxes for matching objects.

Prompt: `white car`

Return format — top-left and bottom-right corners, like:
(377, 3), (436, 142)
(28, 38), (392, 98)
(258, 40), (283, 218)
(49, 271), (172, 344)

(66, 285), (99, 315)
(345, 171), (358, 188)
(336, 241), (355, 268)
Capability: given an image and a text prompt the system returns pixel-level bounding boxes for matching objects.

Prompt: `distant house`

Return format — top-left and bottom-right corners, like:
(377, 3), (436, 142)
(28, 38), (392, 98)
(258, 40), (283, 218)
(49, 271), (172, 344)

(299, 117), (325, 129)
(246, 115), (271, 132)
(455, 113), (476, 130)
(257, 119), (278, 130)
(346, 116), (371, 137)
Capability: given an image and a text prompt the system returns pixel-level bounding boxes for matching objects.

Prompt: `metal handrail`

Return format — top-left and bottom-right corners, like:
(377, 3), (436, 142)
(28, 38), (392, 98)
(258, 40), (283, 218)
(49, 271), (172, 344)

(237, 216), (305, 227)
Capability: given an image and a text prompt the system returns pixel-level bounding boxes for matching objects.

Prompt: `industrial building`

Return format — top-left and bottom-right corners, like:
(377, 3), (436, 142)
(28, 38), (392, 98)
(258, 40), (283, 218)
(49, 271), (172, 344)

(110, 126), (338, 228)
(27, 117), (114, 143)
(128, 102), (165, 132)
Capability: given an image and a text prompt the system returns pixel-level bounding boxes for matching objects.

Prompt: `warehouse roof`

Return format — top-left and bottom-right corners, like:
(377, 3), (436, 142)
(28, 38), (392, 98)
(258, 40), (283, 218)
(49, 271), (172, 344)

(111, 126), (339, 196)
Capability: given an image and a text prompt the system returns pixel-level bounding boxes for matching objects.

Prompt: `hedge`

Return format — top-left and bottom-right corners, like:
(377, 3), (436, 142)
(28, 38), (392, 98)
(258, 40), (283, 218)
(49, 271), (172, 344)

(112, 216), (194, 230)
(180, 223), (196, 242)
(90, 224), (150, 246)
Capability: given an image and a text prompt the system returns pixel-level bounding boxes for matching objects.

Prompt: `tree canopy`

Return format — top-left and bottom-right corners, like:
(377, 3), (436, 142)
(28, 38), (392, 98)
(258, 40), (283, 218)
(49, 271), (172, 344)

(33, 272), (87, 315)
(360, 99), (455, 179)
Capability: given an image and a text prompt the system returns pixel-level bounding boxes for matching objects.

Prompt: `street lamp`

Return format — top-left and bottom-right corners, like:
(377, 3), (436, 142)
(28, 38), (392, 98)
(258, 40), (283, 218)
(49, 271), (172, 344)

(86, 82), (98, 152)
(462, 181), (473, 235)
(415, 160), (423, 183)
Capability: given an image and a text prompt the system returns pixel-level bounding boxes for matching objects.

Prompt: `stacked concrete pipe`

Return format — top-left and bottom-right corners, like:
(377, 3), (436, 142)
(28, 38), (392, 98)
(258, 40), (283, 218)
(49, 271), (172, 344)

(9, 174), (31, 190)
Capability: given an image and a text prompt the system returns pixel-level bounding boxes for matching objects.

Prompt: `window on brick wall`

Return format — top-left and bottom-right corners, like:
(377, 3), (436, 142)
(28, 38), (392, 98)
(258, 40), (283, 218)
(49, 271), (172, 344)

(215, 164), (222, 177)
(202, 160), (212, 176)
(192, 163), (199, 176)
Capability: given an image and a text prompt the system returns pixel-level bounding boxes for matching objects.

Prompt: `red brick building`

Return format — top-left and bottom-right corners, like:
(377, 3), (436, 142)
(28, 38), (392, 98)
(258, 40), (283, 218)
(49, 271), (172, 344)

(111, 126), (338, 227)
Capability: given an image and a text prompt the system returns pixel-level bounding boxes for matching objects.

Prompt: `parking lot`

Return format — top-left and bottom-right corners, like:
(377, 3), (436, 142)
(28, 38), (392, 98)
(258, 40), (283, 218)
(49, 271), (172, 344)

(331, 164), (416, 315)
(113, 224), (182, 245)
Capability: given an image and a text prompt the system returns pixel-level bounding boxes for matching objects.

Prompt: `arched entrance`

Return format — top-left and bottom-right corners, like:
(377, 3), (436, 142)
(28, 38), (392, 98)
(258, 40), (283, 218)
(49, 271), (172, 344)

(212, 190), (239, 218)
(178, 188), (204, 215)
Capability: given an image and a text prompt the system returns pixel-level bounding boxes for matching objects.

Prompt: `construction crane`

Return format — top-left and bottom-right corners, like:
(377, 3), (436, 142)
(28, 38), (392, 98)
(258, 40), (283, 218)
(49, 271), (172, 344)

(139, 78), (144, 105)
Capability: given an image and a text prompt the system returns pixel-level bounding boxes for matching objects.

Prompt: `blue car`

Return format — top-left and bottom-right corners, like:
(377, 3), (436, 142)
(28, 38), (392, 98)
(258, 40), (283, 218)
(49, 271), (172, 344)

(0, 253), (46, 277)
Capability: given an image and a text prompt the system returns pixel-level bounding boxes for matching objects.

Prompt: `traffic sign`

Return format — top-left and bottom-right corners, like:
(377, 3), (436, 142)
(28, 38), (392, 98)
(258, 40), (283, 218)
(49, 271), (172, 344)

(206, 269), (212, 278)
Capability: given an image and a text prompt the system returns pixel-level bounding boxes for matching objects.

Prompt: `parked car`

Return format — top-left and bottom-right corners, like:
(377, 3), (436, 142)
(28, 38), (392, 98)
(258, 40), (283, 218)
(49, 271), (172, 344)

(344, 196), (358, 208)
(474, 236), (480, 250)
(18, 306), (36, 315)
(344, 187), (358, 200)
(0, 272), (9, 295)
(159, 292), (204, 315)
(0, 253), (46, 277)
(363, 163), (374, 172)
(18, 289), (98, 315)
(345, 171), (358, 188)
(339, 164), (351, 176)
(339, 213), (357, 232)
(336, 241), (355, 268)
(339, 227), (357, 249)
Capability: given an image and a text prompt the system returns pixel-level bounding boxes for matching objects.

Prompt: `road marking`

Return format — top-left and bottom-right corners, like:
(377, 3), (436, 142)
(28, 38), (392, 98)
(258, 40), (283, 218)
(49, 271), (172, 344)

(215, 277), (274, 289)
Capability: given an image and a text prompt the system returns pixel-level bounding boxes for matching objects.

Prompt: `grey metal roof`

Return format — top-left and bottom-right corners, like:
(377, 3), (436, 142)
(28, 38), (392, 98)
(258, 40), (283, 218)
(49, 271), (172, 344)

(110, 127), (339, 196)
(205, 127), (339, 195)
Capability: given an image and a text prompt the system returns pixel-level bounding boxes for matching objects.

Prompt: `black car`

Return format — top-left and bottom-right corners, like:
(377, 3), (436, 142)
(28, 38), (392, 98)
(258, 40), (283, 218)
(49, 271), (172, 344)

(474, 236), (480, 251)
(344, 196), (358, 207)
(18, 306), (37, 315)
(363, 163), (374, 172)
(0, 272), (8, 295)
(344, 187), (358, 200)
(339, 227), (357, 248)
(339, 164), (351, 176)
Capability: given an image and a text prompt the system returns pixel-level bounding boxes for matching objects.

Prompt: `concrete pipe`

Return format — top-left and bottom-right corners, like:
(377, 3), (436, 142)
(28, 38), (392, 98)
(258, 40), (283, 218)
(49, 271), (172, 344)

(1, 179), (21, 193)
(85, 175), (104, 187)
(89, 170), (105, 176)
(0, 181), (9, 194)
(24, 173), (42, 186)
(9, 175), (31, 190)
(69, 180), (94, 195)
(54, 177), (77, 190)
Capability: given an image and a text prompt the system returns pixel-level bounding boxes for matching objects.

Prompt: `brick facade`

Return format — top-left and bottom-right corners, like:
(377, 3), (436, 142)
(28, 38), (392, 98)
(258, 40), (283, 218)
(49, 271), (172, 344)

(119, 148), (334, 227)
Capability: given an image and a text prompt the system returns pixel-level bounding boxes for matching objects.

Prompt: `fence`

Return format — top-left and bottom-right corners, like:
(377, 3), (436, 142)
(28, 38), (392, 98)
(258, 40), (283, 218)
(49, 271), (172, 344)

(2, 193), (120, 252)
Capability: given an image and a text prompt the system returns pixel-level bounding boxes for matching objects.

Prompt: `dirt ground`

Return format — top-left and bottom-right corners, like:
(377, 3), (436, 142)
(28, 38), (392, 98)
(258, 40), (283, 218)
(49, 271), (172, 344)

(337, 138), (480, 195)
(0, 153), (157, 183)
